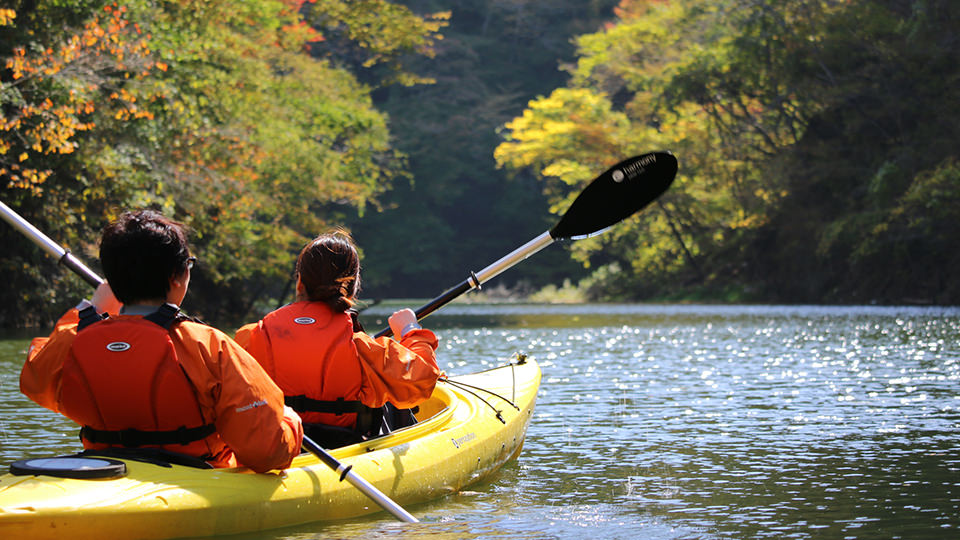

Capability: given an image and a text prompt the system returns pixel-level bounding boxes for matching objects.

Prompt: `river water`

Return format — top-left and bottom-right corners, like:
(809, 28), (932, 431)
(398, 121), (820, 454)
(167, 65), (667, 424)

(2, 303), (958, 539)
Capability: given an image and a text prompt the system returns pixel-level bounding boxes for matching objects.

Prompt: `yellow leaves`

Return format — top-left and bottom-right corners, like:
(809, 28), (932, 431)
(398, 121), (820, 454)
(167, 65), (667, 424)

(4, 97), (96, 157)
(727, 212), (768, 230)
(301, 1), (448, 86)
(541, 160), (591, 184)
(1, 159), (53, 194)
(0, 8), (15, 26)
(495, 88), (632, 178)
(2, 2), (166, 194)
(753, 187), (788, 205)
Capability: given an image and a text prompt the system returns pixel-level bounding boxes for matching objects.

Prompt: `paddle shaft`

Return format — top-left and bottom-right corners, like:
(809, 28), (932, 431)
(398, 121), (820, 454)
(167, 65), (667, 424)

(302, 436), (419, 523)
(0, 200), (103, 287)
(2, 201), (420, 523)
(374, 231), (554, 338)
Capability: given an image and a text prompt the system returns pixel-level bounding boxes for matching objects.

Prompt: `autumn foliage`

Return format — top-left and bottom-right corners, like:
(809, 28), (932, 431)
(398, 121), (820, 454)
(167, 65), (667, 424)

(0, 0), (445, 326)
(2, 5), (158, 193)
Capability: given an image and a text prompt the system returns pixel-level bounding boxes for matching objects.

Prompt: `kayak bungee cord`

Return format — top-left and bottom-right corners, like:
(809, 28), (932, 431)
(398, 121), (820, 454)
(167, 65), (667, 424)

(441, 377), (520, 424)
(438, 353), (528, 423)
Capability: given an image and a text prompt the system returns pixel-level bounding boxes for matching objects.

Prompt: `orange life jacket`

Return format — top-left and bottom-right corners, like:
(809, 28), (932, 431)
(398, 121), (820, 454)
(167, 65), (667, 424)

(260, 302), (376, 432)
(59, 305), (219, 459)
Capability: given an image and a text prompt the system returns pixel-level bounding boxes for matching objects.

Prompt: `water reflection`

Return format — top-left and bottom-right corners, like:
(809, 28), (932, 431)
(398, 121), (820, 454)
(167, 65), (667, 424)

(3, 304), (959, 539)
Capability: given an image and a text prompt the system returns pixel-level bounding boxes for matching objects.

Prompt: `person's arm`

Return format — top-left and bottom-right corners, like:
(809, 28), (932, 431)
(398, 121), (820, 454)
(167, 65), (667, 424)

(353, 321), (442, 409)
(179, 324), (302, 473)
(19, 308), (81, 411)
(386, 308), (439, 363)
(233, 321), (258, 349)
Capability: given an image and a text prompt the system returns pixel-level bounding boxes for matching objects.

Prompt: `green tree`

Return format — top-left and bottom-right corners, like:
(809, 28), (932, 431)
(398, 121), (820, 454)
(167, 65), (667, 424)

(496, 0), (960, 304)
(749, 0), (960, 303)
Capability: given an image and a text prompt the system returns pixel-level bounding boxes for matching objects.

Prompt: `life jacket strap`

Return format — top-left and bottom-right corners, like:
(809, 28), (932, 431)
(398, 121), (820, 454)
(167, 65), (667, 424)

(77, 303), (185, 332)
(284, 395), (372, 415)
(77, 305), (108, 332)
(80, 423), (216, 448)
(348, 309), (365, 333)
(143, 303), (182, 329)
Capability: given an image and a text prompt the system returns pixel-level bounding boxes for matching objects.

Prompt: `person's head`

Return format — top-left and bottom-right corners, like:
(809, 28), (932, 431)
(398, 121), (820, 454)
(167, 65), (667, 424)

(99, 210), (194, 305)
(295, 230), (361, 312)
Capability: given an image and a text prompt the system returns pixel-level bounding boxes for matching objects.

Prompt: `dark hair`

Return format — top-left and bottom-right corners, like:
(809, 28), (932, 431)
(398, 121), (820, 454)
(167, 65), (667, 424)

(296, 230), (360, 312)
(99, 210), (192, 304)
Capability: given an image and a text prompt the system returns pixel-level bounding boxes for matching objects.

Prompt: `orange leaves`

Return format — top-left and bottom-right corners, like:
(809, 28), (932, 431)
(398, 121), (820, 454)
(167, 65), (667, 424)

(281, 20), (325, 47)
(108, 88), (155, 121)
(1, 80), (97, 192)
(22, 98), (94, 153)
(4, 5), (153, 84)
(6, 47), (27, 80)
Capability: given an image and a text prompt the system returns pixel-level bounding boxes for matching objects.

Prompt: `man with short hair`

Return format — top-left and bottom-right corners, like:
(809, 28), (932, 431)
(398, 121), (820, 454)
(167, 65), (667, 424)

(21, 210), (302, 472)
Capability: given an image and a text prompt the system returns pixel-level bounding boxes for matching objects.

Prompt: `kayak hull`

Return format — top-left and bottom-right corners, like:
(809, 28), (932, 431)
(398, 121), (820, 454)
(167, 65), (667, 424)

(0, 358), (540, 539)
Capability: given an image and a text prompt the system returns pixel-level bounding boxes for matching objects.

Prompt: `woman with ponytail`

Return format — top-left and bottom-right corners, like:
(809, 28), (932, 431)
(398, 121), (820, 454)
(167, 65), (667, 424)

(235, 230), (441, 448)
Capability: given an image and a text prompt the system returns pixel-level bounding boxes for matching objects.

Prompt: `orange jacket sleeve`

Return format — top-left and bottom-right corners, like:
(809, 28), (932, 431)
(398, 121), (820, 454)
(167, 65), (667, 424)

(20, 309), (80, 412)
(353, 328), (442, 409)
(172, 322), (303, 473)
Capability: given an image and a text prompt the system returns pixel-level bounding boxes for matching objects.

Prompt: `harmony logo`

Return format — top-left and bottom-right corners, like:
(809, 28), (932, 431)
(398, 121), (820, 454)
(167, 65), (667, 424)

(612, 154), (658, 183)
(294, 317), (316, 325)
(106, 342), (131, 352)
(450, 432), (477, 449)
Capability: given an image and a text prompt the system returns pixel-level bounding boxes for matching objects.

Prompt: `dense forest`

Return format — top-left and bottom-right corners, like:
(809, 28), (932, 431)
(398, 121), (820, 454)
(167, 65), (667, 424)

(492, 0), (960, 307)
(2, 0), (957, 328)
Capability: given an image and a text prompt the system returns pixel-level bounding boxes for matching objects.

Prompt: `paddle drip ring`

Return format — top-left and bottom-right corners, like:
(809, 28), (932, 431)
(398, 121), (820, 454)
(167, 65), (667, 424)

(10, 456), (127, 479)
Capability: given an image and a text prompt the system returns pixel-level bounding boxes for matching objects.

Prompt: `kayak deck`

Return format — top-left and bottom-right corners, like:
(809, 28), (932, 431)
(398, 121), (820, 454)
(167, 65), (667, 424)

(0, 358), (541, 539)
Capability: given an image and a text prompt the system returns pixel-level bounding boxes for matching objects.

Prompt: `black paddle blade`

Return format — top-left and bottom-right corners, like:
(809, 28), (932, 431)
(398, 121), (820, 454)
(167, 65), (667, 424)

(549, 152), (677, 240)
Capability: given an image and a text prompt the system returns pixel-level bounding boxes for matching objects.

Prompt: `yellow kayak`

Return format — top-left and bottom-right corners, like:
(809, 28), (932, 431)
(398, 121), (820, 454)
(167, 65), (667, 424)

(0, 357), (540, 540)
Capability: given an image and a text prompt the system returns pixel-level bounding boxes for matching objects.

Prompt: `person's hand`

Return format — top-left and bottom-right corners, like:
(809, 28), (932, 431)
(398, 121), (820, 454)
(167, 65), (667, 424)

(91, 282), (122, 315)
(388, 308), (421, 337)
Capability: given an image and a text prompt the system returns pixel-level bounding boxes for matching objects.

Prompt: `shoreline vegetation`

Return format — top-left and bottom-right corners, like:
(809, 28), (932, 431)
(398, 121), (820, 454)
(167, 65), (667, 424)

(357, 279), (951, 312)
